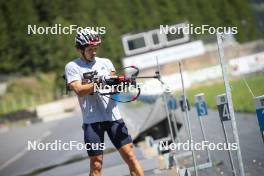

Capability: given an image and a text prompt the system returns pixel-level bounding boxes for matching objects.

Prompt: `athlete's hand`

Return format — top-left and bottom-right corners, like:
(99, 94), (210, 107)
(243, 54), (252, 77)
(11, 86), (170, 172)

(100, 75), (120, 86)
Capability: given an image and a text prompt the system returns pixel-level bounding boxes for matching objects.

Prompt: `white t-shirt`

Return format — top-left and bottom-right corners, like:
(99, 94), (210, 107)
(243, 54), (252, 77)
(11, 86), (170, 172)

(65, 57), (122, 124)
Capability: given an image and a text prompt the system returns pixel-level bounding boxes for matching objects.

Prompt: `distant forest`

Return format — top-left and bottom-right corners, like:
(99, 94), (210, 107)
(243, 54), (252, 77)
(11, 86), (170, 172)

(0, 0), (262, 75)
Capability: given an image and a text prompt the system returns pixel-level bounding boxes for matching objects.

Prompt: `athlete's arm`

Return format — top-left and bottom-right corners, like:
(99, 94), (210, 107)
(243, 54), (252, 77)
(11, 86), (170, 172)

(69, 80), (95, 97)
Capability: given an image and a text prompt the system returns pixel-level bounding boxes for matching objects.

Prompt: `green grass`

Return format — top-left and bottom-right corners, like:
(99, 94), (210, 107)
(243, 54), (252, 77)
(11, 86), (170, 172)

(185, 73), (264, 113)
(0, 73), (58, 116)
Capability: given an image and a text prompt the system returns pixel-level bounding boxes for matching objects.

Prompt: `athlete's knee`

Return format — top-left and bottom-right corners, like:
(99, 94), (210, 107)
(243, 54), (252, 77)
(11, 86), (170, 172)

(90, 155), (103, 172)
(124, 150), (138, 165)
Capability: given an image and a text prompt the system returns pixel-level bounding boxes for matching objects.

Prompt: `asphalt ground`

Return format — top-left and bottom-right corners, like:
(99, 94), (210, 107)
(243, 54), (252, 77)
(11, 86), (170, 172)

(0, 104), (263, 176)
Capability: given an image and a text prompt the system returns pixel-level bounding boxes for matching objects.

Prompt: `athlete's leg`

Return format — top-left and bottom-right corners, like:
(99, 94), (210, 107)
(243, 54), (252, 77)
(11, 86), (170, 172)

(83, 123), (105, 176)
(106, 120), (144, 176)
(89, 155), (103, 176)
(119, 143), (144, 176)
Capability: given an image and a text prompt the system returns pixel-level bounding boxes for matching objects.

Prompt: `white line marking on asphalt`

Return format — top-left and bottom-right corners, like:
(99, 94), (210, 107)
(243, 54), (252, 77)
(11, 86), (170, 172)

(0, 130), (51, 171)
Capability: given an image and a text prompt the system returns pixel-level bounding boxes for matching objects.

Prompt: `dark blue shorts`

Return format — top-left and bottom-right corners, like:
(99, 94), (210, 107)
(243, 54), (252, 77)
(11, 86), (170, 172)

(82, 119), (132, 156)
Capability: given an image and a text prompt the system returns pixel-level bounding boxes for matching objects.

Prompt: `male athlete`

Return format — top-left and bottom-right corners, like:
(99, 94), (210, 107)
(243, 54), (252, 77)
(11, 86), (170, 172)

(64, 28), (144, 176)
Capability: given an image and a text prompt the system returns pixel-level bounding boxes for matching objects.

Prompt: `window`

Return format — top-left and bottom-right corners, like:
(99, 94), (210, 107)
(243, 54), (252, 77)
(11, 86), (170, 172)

(166, 28), (184, 41)
(127, 37), (146, 50)
(152, 33), (159, 44)
(122, 33), (150, 56)
(147, 29), (164, 49)
(164, 23), (190, 46)
(122, 22), (190, 56)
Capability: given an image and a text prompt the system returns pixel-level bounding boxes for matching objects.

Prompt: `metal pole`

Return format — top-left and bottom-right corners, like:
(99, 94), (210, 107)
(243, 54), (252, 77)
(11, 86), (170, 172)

(172, 109), (180, 142)
(164, 93), (176, 144)
(155, 56), (176, 144)
(220, 122), (237, 176)
(181, 104), (190, 138)
(155, 56), (180, 168)
(216, 33), (245, 176)
(198, 116), (212, 163)
(179, 61), (198, 176)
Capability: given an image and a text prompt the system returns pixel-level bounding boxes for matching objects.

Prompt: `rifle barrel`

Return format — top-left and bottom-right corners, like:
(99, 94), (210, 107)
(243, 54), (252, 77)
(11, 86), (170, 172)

(136, 76), (158, 79)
